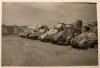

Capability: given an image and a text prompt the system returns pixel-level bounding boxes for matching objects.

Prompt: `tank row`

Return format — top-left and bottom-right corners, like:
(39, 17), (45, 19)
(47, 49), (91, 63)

(19, 20), (98, 49)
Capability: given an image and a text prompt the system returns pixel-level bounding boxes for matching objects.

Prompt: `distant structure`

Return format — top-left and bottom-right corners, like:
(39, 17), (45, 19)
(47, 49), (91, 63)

(18, 26), (27, 33)
(2, 24), (27, 35)
(70, 20), (83, 30)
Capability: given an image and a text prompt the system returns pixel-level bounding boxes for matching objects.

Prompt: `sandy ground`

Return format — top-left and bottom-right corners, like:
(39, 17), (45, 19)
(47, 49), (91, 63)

(2, 35), (98, 66)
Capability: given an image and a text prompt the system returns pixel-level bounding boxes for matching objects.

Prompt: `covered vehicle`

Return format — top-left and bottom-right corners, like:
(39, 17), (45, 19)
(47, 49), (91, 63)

(19, 32), (27, 38)
(19, 28), (34, 38)
(38, 30), (49, 41)
(42, 23), (66, 42)
(70, 22), (98, 49)
(51, 27), (81, 45)
(51, 20), (82, 45)
(50, 29), (64, 44)
(41, 28), (58, 42)
(70, 32), (97, 49)
(29, 25), (48, 40)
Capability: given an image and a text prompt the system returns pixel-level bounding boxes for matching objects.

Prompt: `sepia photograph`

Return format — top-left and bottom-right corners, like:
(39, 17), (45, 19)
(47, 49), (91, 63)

(2, 2), (98, 66)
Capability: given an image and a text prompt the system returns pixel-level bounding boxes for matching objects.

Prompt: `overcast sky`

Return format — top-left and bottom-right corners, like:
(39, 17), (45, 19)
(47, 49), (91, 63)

(2, 2), (97, 27)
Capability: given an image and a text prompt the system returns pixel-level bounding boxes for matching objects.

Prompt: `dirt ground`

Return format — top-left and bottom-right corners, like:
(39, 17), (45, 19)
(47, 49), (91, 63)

(2, 35), (98, 66)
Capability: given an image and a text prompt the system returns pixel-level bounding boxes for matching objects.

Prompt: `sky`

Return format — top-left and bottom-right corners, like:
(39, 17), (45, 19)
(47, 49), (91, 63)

(2, 2), (97, 27)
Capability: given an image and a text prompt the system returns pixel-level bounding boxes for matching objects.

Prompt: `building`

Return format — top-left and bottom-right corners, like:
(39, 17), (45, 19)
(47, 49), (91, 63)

(2, 24), (7, 35)
(2, 24), (27, 35)
(18, 26), (27, 33)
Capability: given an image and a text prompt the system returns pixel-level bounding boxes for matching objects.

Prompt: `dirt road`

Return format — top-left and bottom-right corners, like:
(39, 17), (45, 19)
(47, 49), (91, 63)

(2, 35), (98, 66)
